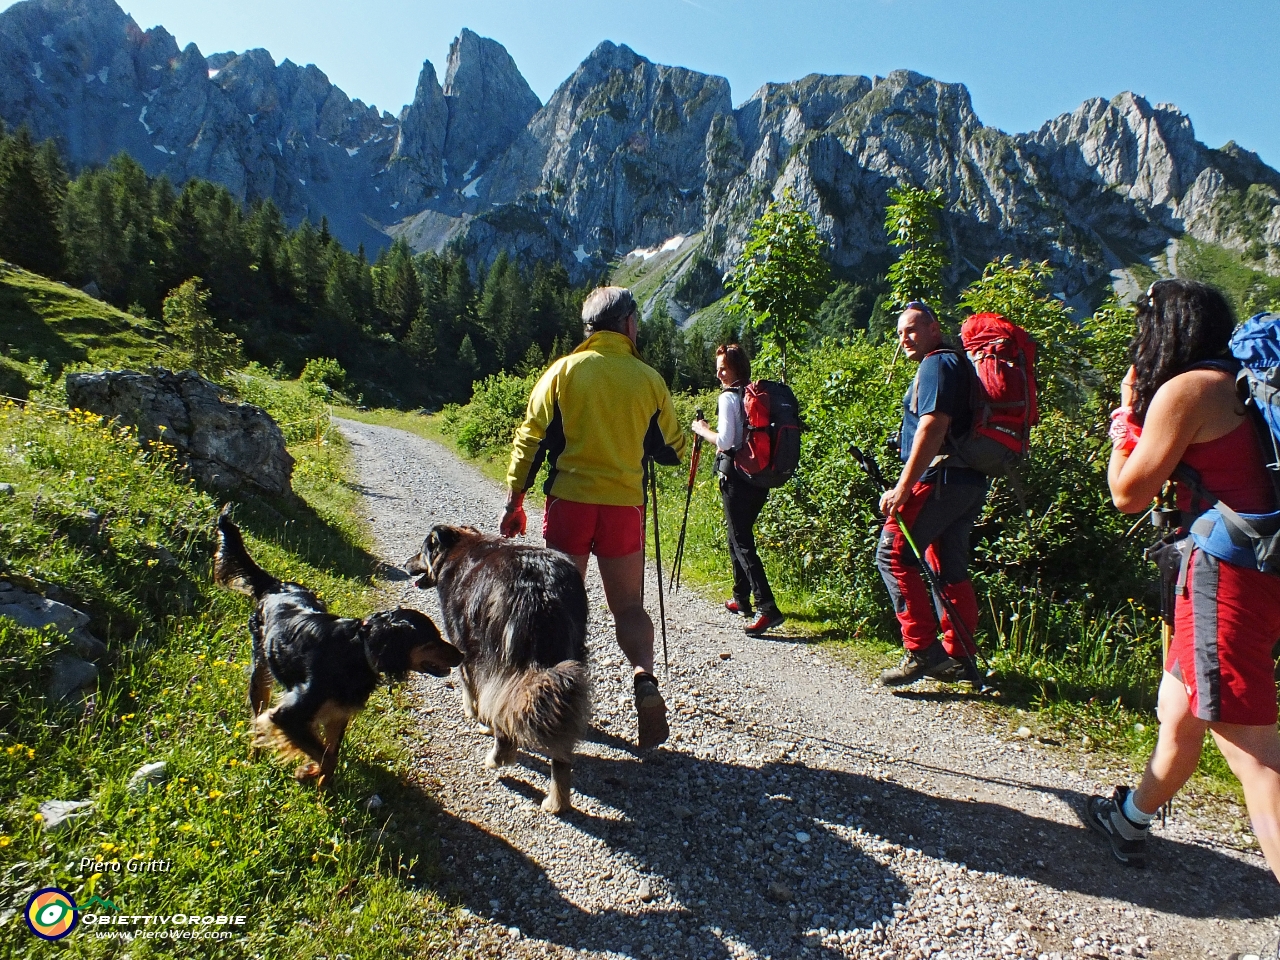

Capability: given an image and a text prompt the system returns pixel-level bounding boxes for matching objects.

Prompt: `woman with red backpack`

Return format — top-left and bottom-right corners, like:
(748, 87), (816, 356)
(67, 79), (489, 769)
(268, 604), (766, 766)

(692, 344), (785, 637)
(1092, 279), (1280, 882)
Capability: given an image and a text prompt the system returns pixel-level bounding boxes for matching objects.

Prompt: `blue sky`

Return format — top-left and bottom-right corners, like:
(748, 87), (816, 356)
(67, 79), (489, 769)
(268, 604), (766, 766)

(12, 0), (1280, 167)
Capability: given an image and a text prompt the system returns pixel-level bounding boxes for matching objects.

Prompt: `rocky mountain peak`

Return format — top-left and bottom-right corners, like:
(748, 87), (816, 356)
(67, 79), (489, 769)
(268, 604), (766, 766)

(2, 0), (1277, 294)
(393, 59), (448, 194)
(441, 28), (540, 183)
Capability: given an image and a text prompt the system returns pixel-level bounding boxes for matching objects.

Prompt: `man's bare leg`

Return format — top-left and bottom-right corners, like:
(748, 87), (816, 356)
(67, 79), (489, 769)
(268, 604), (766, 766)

(566, 549), (665, 747)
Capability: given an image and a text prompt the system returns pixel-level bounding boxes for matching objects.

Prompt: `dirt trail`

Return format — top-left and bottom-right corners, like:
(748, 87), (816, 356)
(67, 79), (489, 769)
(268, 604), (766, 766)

(336, 417), (1279, 960)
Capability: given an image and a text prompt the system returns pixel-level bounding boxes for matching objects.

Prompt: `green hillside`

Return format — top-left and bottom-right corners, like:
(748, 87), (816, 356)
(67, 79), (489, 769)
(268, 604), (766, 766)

(0, 262), (167, 399)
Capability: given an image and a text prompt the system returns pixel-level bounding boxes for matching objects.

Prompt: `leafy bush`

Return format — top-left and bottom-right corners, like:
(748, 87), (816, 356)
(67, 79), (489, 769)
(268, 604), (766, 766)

(440, 370), (537, 458)
(300, 356), (348, 393)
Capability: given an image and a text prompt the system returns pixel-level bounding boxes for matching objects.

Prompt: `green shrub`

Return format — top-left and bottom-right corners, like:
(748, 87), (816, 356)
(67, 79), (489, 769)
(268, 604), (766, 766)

(299, 356), (348, 393)
(441, 371), (537, 458)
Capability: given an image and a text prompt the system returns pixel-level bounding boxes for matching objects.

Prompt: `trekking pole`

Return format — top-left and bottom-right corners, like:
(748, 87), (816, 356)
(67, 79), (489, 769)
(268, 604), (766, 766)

(848, 443), (988, 686)
(885, 341), (902, 384)
(670, 408), (704, 592)
(647, 459), (670, 674)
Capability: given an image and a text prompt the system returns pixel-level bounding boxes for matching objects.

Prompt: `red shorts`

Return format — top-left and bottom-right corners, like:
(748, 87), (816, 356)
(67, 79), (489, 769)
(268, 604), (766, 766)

(543, 496), (644, 559)
(1169, 547), (1280, 725)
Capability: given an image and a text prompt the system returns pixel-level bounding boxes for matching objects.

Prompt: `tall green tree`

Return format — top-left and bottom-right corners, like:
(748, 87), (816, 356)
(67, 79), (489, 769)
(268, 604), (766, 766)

(162, 277), (244, 382)
(883, 185), (947, 313)
(725, 188), (830, 379)
(0, 126), (65, 278)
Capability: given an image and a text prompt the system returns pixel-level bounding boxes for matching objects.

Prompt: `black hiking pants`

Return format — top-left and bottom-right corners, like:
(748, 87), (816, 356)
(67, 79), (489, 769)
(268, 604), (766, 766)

(720, 469), (777, 616)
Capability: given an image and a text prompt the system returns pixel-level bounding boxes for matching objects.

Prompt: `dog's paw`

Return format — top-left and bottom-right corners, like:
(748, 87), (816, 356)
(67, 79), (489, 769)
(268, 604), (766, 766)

(294, 761), (322, 781)
(485, 741), (517, 769)
(541, 793), (570, 815)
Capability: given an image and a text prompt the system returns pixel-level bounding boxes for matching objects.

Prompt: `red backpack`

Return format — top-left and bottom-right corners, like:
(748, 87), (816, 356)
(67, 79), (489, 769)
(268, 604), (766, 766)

(733, 380), (802, 488)
(949, 313), (1039, 474)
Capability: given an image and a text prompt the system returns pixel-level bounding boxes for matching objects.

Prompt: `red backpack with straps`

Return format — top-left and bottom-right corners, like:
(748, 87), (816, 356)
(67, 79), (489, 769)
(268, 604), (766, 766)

(948, 313), (1039, 474)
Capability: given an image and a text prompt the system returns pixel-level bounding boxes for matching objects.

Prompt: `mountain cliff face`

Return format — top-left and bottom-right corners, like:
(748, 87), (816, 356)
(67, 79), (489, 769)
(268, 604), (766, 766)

(2, 0), (1277, 304)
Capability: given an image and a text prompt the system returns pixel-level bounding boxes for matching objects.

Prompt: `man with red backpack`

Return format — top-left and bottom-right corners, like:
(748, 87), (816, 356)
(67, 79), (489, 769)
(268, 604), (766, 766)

(876, 301), (988, 686)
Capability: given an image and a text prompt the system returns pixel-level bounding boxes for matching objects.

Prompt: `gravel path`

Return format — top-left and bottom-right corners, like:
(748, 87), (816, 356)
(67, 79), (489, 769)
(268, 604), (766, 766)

(336, 417), (1279, 960)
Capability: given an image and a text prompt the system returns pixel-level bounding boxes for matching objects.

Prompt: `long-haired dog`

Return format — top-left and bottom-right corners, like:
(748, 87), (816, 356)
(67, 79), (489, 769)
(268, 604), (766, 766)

(405, 525), (590, 814)
(214, 510), (462, 789)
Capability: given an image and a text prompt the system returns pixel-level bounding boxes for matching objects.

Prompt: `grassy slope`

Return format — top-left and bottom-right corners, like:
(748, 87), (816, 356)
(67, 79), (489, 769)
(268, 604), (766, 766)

(0, 284), (466, 956)
(0, 263), (168, 399)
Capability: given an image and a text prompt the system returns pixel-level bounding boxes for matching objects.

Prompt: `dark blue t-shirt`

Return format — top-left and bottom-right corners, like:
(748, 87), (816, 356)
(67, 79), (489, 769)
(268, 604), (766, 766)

(900, 349), (982, 484)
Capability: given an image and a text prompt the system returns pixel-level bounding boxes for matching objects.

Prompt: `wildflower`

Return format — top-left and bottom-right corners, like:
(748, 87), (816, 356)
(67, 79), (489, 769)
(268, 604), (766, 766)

(207, 790), (224, 800)
(210, 840), (221, 848)
(179, 824), (193, 832)
(32, 813), (43, 822)
(0, 836), (11, 848)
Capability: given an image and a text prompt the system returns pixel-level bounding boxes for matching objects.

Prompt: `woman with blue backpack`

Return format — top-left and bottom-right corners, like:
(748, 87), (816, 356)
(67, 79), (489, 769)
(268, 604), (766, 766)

(1091, 278), (1280, 882)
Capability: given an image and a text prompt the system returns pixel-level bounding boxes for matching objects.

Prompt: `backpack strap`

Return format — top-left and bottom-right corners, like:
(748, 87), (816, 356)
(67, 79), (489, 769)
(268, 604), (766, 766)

(1175, 462), (1275, 567)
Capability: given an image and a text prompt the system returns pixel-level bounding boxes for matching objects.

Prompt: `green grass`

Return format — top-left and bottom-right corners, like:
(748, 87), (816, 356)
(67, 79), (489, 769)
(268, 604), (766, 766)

(0, 263), (167, 399)
(0, 396), (466, 957)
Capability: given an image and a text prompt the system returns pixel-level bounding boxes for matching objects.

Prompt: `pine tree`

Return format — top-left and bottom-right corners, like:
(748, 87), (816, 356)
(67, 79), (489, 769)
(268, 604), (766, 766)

(162, 277), (244, 382)
(0, 127), (65, 277)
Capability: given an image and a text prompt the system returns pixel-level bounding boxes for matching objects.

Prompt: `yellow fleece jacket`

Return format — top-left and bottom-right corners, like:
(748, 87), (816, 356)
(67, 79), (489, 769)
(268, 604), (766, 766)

(507, 331), (687, 506)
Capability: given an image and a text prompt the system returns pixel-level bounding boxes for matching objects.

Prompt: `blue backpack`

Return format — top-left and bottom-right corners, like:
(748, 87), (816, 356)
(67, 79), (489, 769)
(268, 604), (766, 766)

(1178, 312), (1280, 575)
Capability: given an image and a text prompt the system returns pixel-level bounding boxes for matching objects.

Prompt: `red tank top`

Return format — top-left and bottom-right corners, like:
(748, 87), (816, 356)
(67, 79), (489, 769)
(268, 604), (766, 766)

(1177, 419), (1275, 514)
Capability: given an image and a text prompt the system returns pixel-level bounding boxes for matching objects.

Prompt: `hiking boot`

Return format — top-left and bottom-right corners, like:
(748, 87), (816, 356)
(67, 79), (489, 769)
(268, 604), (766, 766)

(1085, 786), (1149, 868)
(880, 643), (949, 687)
(634, 672), (669, 750)
(744, 609), (785, 637)
(725, 599), (752, 617)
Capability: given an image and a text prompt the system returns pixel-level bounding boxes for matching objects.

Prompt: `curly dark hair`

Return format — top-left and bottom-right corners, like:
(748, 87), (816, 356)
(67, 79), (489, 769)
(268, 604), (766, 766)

(1129, 279), (1236, 422)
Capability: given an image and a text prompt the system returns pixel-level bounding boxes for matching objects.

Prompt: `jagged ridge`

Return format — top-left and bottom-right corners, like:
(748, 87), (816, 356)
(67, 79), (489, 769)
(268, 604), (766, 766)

(1, 0), (1277, 302)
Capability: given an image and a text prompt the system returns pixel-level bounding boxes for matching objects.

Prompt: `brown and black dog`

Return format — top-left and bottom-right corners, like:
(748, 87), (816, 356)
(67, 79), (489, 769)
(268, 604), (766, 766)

(214, 510), (462, 788)
(405, 525), (590, 814)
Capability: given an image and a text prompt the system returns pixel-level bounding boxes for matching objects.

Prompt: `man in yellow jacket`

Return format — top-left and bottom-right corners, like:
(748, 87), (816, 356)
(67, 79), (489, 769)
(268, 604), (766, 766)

(502, 286), (686, 749)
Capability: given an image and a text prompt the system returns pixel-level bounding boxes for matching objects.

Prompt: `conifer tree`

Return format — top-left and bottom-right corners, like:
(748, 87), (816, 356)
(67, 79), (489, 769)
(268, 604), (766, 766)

(0, 126), (65, 277)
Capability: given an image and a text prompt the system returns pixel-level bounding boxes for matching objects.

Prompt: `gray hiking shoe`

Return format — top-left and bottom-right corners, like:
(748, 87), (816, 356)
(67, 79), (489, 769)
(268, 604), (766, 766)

(634, 672), (669, 750)
(880, 643), (949, 687)
(1085, 785), (1149, 868)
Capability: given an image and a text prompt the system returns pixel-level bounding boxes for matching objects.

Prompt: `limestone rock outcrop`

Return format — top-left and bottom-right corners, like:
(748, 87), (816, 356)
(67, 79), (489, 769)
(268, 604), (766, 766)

(65, 369), (294, 495)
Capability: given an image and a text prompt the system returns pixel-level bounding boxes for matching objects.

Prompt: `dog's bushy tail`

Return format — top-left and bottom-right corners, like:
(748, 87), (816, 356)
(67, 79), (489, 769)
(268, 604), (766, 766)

(213, 508), (280, 599)
(479, 662), (591, 761)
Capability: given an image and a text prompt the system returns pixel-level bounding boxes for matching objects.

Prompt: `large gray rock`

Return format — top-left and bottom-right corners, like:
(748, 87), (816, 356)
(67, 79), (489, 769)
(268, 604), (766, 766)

(38, 798), (94, 832)
(65, 369), (294, 495)
(47, 653), (97, 702)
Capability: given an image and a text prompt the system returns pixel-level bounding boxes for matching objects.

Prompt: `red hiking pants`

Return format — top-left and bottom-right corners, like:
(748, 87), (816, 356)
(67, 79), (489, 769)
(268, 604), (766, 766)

(875, 476), (987, 656)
